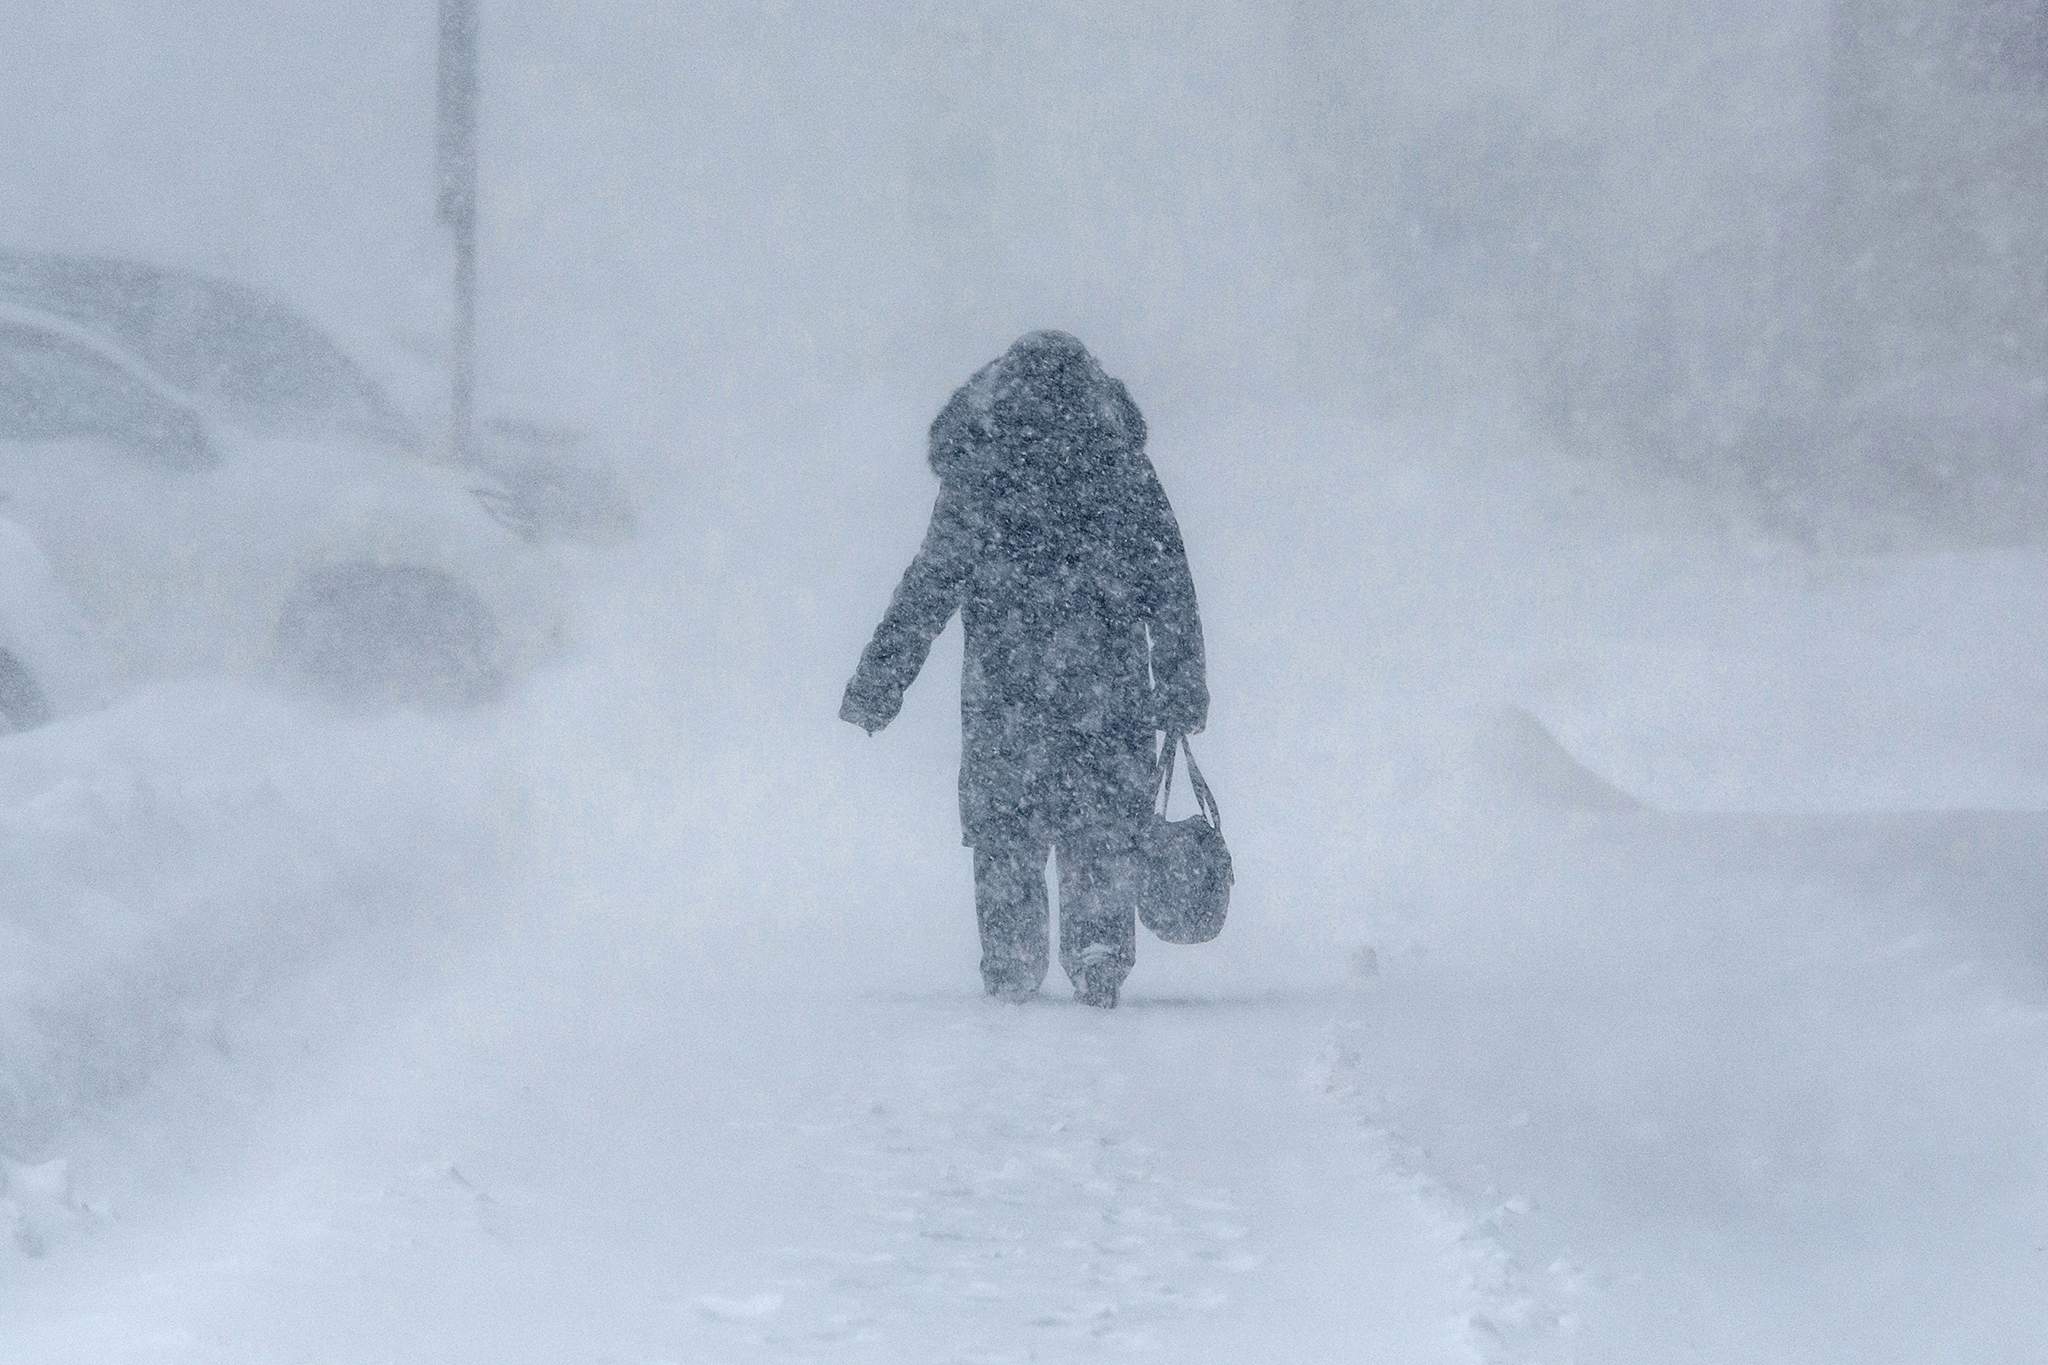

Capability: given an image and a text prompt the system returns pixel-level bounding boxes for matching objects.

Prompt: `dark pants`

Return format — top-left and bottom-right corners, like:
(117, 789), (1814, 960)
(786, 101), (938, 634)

(972, 834), (1139, 994)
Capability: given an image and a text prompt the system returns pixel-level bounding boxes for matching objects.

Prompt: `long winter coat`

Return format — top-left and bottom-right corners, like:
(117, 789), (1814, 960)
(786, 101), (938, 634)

(841, 332), (1207, 848)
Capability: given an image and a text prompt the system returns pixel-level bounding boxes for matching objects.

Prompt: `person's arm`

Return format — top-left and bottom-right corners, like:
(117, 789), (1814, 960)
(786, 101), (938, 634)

(1139, 467), (1209, 734)
(841, 483), (973, 733)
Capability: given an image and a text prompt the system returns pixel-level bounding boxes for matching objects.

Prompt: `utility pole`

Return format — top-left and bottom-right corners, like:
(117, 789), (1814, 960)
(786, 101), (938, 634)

(437, 0), (480, 464)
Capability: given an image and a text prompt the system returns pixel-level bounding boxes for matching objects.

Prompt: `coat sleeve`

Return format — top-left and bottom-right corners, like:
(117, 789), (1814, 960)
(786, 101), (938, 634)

(841, 484), (974, 732)
(1138, 467), (1209, 734)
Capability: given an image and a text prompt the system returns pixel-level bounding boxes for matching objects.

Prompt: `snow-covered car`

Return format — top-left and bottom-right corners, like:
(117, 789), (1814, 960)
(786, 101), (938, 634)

(0, 299), (565, 725)
(0, 251), (634, 546)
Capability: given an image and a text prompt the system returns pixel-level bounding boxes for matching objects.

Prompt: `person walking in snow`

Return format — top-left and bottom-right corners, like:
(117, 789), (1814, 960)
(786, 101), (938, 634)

(840, 331), (1208, 1009)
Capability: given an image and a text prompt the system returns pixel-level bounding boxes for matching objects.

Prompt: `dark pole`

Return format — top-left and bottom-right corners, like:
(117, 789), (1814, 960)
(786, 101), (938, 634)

(437, 0), (480, 464)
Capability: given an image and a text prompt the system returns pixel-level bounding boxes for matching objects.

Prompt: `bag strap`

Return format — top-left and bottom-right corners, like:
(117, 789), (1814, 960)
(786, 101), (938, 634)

(1180, 737), (1222, 835)
(1153, 733), (1176, 811)
(1154, 732), (1223, 835)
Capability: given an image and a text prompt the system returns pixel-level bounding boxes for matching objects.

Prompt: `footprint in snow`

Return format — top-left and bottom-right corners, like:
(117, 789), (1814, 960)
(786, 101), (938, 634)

(695, 1291), (786, 1322)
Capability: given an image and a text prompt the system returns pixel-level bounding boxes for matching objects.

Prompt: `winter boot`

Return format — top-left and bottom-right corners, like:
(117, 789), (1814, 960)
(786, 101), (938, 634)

(984, 974), (1038, 1004)
(1073, 943), (1120, 1010)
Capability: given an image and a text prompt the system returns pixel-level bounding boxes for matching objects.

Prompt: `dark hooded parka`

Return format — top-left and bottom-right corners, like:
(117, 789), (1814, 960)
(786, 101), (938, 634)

(841, 332), (1207, 848)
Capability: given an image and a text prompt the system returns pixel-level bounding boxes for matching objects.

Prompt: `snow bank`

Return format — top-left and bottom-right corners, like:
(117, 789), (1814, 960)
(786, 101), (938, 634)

(1538, 547), (2048, 812)
(0, 682), (522, 1173)
(1337, 800), (2048, 1363)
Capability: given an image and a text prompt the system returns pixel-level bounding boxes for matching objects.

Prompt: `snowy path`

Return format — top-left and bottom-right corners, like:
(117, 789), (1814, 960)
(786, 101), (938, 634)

(2, 964), (1513, 1364)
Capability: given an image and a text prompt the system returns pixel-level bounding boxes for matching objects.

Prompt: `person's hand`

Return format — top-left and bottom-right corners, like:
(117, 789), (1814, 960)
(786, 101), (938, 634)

(839, 688), (891, 735)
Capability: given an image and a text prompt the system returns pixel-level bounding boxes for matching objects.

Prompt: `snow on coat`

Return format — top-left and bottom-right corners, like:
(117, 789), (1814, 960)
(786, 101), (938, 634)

(842, 332), (1207, 848)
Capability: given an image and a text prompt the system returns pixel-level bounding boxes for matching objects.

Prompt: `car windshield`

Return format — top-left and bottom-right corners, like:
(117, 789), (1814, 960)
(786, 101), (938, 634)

(0, 322), (176, 442)
(0, 254), (412, 446)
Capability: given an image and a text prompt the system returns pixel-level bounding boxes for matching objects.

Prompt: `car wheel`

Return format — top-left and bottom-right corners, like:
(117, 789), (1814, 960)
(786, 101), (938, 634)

(276, 562), (502, 707)
(0, 647), (51, 733)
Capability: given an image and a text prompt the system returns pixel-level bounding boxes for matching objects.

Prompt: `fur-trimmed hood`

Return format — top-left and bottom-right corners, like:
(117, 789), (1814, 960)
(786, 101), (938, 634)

(928, 331), (1146, 481)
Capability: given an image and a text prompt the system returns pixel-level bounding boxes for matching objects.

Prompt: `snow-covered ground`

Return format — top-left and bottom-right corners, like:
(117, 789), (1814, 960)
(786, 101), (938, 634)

(4, 408), (2046, 1362)
(1, 963), (1510, 1363)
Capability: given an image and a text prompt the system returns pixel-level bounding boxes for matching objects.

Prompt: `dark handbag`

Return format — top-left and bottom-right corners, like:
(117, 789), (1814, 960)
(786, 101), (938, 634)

(1136, 733), (1233, 944)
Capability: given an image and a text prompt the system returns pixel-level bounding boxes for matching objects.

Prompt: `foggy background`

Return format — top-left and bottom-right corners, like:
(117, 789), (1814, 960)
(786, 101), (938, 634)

(2, 3), (2045, 1362)
(8, 2), (2040, 537)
